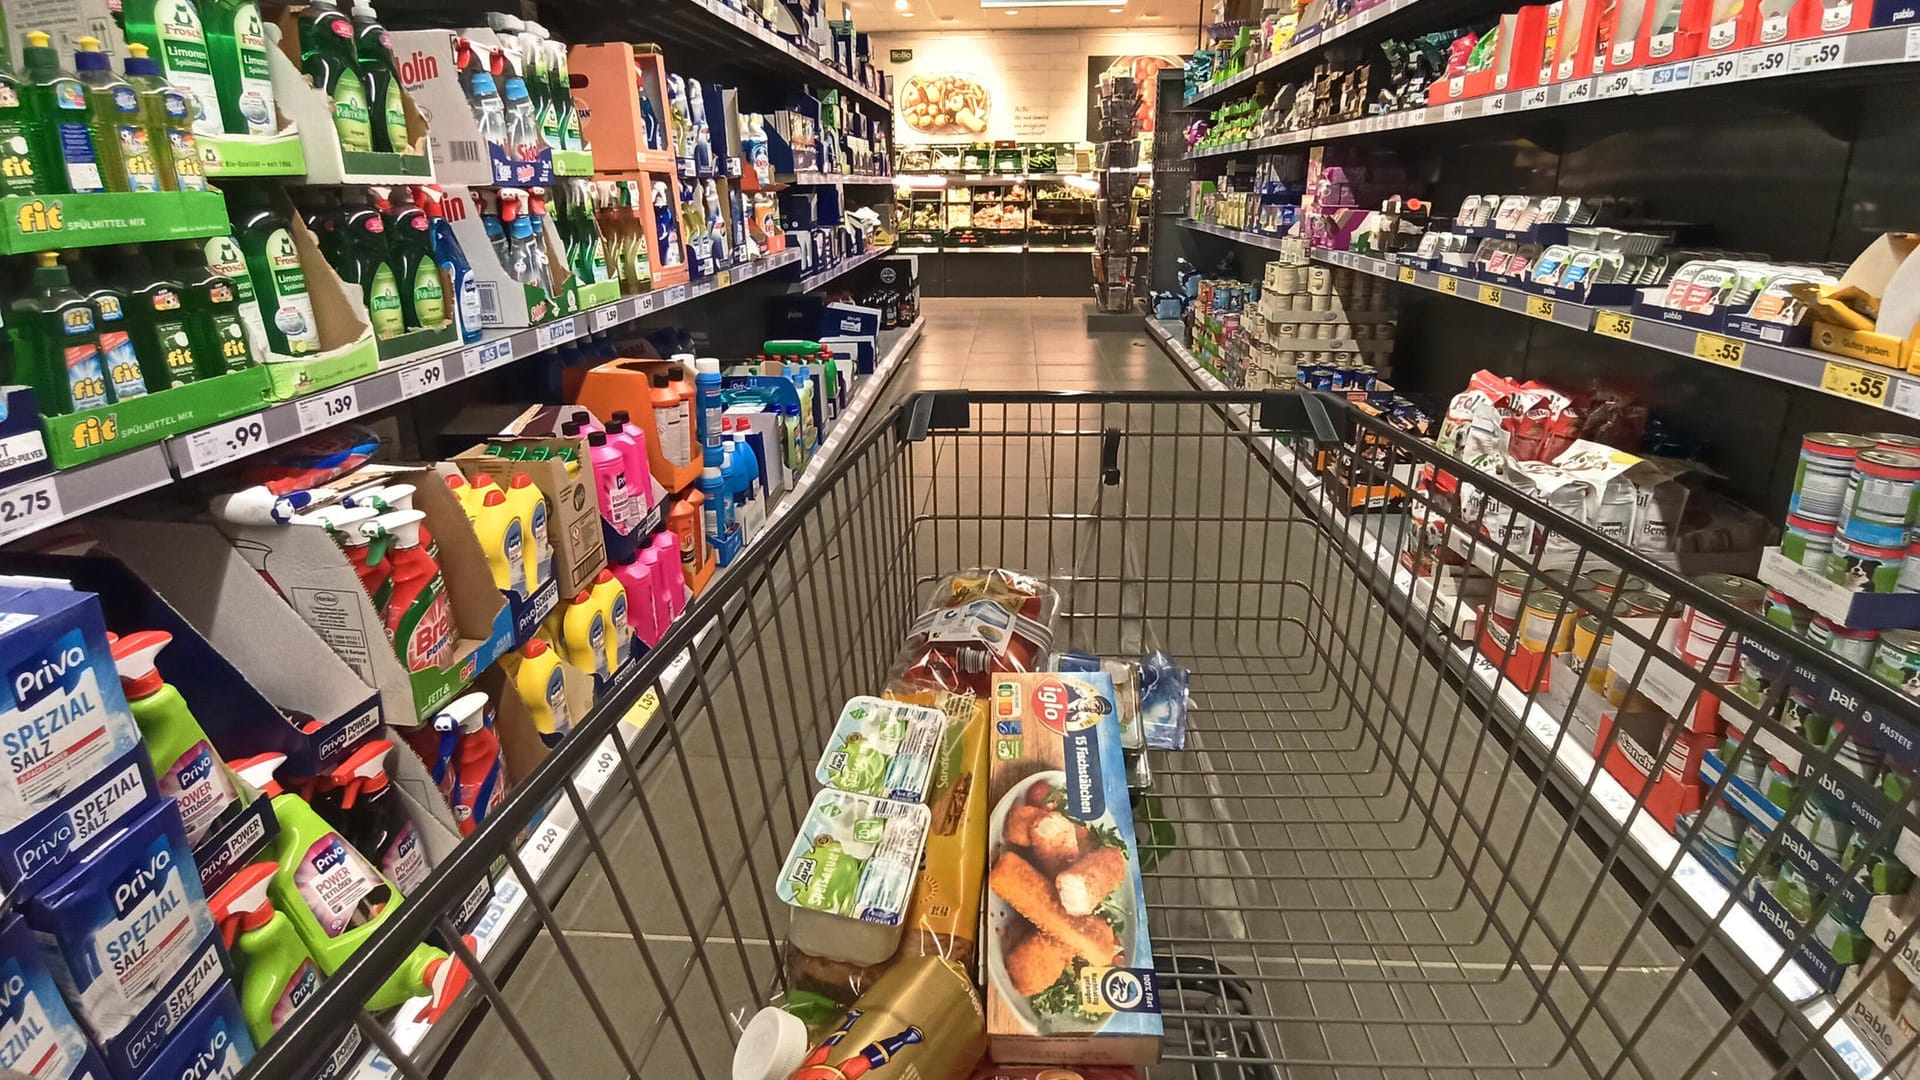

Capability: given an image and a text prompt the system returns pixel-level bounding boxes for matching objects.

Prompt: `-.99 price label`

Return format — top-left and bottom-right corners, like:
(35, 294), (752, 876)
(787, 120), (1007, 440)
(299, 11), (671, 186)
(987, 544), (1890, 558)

(183, 413), (270, 472)
(1821, 361), (1892, 406)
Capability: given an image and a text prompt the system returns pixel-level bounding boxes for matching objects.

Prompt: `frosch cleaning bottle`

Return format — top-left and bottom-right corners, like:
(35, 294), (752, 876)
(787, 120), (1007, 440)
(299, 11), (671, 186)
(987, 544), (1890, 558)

(330, 739), (429, 894)
(231, 184), (321, 355)
(201, 0), (277, 135)
(119, 0), (226, 135)
(110, 629), (241, 844)
(210, 862), (322, 1045)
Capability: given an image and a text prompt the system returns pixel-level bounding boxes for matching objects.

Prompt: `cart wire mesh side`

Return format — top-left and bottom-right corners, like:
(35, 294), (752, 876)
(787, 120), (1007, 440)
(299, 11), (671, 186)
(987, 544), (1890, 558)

(241, 390), (1920, 1080)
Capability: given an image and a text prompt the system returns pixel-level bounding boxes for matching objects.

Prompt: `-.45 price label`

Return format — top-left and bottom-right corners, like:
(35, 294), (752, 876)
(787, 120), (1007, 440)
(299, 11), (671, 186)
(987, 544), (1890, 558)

(1821, 361), (1892, 406)
(182, 413), (270, 473)
(0, 476), (62, 544)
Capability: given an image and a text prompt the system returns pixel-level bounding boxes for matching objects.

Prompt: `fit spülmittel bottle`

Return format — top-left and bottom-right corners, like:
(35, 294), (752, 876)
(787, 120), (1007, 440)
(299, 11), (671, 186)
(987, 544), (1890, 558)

(21, 31), (105, 194)
(201, 0), (279, 135)
(123, 44), (207, 191)
(231, 184), (322, 355)
(0, 25), (42, 197)
(117, 244), (202, 388)
(120, 0), (227, 136)
(349, 0), (408, 153)
(73, 36), (157, 192)
(76, 261), (149, 399)
(11, 252), (109, 412)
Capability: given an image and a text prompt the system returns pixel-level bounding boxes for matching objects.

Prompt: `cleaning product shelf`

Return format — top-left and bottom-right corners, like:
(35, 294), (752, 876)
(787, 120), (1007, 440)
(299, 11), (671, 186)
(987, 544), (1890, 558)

(894, 172), (1099, 183)
(1183, 0), (1426, 106)
(791, 244), (894, 292)
(777, 171), (896, 186)
(339, 317), (925, 1080)
(1187, 126), (1318, 158)
(1143, 314), (1881, 1080)
(1186, 24), (1920, 157)
(1311, 246), (1920, 419)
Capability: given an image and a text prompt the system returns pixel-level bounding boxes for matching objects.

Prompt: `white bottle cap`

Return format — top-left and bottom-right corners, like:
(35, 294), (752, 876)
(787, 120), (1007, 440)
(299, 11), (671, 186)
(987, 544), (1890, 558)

(695, 357), (720, 375)
(732, 1007), (807, 1080)
(351, 0), (377, 19)
(703, 466), (723, 481)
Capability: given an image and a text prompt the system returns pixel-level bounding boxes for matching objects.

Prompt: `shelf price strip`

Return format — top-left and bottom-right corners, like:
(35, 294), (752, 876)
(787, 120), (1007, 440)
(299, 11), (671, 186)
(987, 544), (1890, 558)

(1821, 361), (1892, 407)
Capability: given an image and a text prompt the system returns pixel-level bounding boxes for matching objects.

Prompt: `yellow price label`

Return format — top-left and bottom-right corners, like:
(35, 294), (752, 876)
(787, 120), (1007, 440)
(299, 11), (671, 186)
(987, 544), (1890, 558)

(717, 270), (734, 288)
(1594, 310), (1635, 339)
(1692, 331), (1745, 367)
(1525, 296), (1556, 321)
(1821, 361), (1892, 407)
(1477, 284), (1504, 306)
(1397, 265), (1415, 283)
(622, 686), (662, 729)
(1437, 275), (1460, 296)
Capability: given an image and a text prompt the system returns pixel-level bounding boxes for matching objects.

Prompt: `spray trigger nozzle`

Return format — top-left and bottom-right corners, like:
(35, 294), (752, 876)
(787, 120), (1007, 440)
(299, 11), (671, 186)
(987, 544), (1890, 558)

(416, 944), (473, 1024)
(109, 630), (172, 698)
(331, 739), (395, 810)
(231, 752), (290, 798)
(210, 862), (280, 947)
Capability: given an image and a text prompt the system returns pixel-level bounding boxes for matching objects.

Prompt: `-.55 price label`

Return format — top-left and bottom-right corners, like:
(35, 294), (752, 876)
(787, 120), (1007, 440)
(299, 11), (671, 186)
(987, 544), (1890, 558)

(1437, 275), (1460, 296)
(1594, 310), (1636, 339)
(1692, 331), (1745, 367)
(1821, 361), (1892, 406)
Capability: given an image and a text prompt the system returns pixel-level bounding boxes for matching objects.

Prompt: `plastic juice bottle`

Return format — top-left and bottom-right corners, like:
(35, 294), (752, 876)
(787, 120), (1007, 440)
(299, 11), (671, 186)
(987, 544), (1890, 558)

(504, 473), (548, 587)
(204, 232), (270, 354)
(232, 185), (323, 355)
(73, 36), (156, 192)
(330, 739), (429, 894)
(84, 280), (151, 399)
(473, 487), (528, 593)
(299, 0), (372, 152)
(609, 554), (658, 646)
(209, 861), (322, 1046)
(694, 356), (723, 453)
(415, 692), (501, 835)
(118, 245), (202, 388)
(21, 31), (105, 194)
(228, 753), (465, 1014)
(650, 372), (691, 469)
(11, 252), (108, 413)
(650, 531), (685, 617)
(365, 509), (455, 672)
(589, 567), (630, 669)
(348, 0), (408, 153)
(172, 244), (256, 376)
(120, 0), (227, 135)
(124, 44), (207, 191)
(200, 0), (276, 135)
(386, 188), (443, 330)
(514, 638), (571, 746)
(110, 629), (241, 845)
(586, 430), (636, 533)
(561, 587), (611, 677)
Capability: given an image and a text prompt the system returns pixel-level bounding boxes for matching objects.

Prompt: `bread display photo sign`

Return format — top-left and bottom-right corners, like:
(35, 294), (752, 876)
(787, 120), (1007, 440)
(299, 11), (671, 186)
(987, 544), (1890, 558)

(985, 671), (1162, 1066)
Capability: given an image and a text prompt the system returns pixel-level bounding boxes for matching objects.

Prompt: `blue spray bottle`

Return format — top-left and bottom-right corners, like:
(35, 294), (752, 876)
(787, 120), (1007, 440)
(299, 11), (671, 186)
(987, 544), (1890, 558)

(419, 186), (481, 343)
(693, 356), (723, 453)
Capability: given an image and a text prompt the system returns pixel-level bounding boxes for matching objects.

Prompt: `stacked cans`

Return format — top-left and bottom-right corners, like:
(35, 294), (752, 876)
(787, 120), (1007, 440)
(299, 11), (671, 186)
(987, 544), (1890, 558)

(1782, 432), (1920, 593)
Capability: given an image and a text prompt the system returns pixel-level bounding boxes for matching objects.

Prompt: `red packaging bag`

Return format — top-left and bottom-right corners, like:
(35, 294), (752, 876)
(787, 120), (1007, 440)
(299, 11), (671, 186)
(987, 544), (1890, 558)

(892, 567), (1061, 696)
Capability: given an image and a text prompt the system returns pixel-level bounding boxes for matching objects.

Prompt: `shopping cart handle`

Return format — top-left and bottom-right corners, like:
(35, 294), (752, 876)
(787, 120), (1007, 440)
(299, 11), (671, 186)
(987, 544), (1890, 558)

(1258, 391), (1345, 444)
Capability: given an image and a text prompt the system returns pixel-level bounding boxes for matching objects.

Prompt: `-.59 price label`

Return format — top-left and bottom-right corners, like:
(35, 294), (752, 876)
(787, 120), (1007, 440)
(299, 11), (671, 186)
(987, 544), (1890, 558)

(1821, 361), (1892, 406)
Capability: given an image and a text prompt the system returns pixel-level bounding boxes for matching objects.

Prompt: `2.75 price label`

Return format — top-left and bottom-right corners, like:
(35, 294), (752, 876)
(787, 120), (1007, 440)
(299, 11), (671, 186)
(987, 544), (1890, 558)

(0, 476), (62, 544)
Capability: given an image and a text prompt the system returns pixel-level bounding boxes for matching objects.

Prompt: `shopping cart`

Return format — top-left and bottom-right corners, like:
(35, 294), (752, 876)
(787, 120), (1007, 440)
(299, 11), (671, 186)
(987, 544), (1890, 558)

(243, 390), (1920, 1080)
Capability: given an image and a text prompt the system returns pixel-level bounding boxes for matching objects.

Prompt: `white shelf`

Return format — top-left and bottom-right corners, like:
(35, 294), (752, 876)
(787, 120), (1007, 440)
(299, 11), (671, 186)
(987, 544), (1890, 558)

(679, 0), (890, 111)
(1179, 218), (1290, 250)
(778, 171), (896, 187)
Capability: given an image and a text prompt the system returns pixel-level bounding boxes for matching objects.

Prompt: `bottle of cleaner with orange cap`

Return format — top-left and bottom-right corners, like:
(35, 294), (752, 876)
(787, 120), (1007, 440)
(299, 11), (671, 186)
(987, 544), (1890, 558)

(364, 509), (455, 672)
(110, 629), (240, 844)
(329, 739), (430, 894)
(561, 587), (612, 677)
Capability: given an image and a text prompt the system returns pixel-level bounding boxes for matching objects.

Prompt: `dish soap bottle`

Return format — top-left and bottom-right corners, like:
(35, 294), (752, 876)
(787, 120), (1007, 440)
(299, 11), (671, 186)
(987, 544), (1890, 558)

(21, 31), (105, 194)
(209, 861), (323, 1046)
(110, 629), (241, 844)
(418, 185), (481, 342)
(73, 36), (156, 192)
(120, 0), (227, 136)
(78, 267), (150, 399)
(123, 44), (207, 191)
(173, 243), (257, 376)
(10, 251), (109, 412)
(201, 0), (277, 135)
(349, 0), (408, 153)
(385, 186), (442, 330)
(340, 190), (403, 338)
(203, 231), (271, 357)
(0, 28), (43, 197)
(231, 184), (322, 355)
(118, 244), (203, 388)
(329, 739), (430, 895)
(298, 0), (372, 152)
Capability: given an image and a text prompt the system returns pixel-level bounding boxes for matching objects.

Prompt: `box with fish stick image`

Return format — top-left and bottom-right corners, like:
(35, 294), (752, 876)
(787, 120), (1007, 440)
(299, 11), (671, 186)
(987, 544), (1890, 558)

(985, 672), (1161, 1066)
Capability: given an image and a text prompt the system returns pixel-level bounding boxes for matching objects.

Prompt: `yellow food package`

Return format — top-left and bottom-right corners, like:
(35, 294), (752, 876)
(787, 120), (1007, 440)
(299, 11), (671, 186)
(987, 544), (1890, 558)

(886, 685), (990, 966)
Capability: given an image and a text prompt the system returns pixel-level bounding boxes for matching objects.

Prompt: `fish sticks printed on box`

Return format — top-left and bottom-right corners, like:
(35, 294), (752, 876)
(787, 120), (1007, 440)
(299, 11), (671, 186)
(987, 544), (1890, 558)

(985, 672), (1161, 1066)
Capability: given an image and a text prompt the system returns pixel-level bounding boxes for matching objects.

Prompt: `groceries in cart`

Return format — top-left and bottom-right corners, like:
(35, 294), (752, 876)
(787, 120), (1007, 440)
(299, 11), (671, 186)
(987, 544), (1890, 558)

(816, 696), (947, 802)
(779, 790), (933, 965)
(895, 568), (1063, 695)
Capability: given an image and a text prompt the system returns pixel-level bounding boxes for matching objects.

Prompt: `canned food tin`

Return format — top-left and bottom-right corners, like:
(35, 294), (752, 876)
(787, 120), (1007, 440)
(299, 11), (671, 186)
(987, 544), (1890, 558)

(1735, 820), (1772, 874)
(1784, 688), (1833, 748)
(1901, 534), (1920, 594)
(1680, 606), (1738, 666)
(1839, 448), (1920, 547)
(1761, 761), (1801, 817)
(1827, 535), (1908, 594)
(1520, 593), (1574, 653)
(1494, 571), (1529, 622)
(1695, 572), (1767, 613)
(1870, 628), (1920, 697)
(1830, 720), (1884, 782)
(1781, 513), (1837, 569)
(1869, 432), (1920, 453)
(1790, 432), (1874, 520)
(1585, 568), (1644, 596)
(1307, 266), (1331, 294)
(1764, 588), (1812, 635)
(1700, 799), (1743, 852)
(1571, 614), (1612, 692)
(1812, 616), (1879, 669)
(1792, 797), (1852, 861)
(1735, 651), (1777, 709)
(1719, 730), (1767, 785)
(1619, 589), (1674, 617)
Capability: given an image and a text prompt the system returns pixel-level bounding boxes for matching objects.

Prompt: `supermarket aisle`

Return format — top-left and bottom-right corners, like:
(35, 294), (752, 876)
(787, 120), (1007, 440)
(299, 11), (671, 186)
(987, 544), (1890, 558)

(893, 296), (1193, 393)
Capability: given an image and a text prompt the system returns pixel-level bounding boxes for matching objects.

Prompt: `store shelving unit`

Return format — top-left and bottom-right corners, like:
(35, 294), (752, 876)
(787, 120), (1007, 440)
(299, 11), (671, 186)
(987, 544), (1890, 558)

(592, 0), (890, 111)
(791, 244), (895, 292)
(777, 171), (896, 186)
(1184, 0), (1426, 105)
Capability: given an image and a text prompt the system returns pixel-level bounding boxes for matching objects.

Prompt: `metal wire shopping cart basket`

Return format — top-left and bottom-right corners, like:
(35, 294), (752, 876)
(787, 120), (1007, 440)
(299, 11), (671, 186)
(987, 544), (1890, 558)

(243, 390), (1920, 1080)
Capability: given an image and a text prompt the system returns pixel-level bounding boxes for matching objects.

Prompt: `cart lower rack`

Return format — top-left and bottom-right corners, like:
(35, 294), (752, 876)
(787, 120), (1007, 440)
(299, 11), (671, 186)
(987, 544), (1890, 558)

(245, 391), (1920, 1080)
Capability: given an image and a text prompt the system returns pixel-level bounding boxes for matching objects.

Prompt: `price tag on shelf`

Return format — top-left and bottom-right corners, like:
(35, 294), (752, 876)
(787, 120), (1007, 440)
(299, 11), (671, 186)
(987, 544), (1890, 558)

(398, 360), (447, 400)
(1477, 283), (1504, 307)
(717, 269), (734, 289)
(295, 384), (359, 434)
(1790, 36), (1845, 72)
(1563, 78), (1595, 102)
(461, 336), (514, 377)
(1520, 86), (1551, 109)
(1822, 361), (1892, 406)
(537, 317), (577, 350)
(1646, 62), (1692, 91)
(667, 284), (690, 306)
(1908, 25), (1920, 60)
(623, 686), (662, 729)
(691, 279), (715, 298)
(1692, 331), (1745, 367)
(590, 303), (622, 333)
(181, 413), (269, 472)
(1436, 275), (1460, 296)
(1694, 53), (1740, 85)
(1525, 295), (1557, 321)
(1892, 379), (1920, 419)
(636, 292), (658, 315)
(1444, 100), (1468, 121)
(1594, 71), (1636, 98)
(0, 476), (61, 544)
(1594, 310), (1635, 339)
(1487, 94), (1509, 112)
(1397, 265), (1416, 283)
(1740, 44), (1791, 79)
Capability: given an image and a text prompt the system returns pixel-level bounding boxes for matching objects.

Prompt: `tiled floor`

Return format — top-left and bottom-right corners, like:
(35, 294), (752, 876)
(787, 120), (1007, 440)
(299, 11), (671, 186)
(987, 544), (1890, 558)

(890, 297), (1194, 394)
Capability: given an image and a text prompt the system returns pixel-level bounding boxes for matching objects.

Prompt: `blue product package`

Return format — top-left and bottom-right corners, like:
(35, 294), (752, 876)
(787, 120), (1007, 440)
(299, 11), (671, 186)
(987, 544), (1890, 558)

(126, 987), (252, 1080)
(1, 749), (157, 901)
(0, 909), (97, 1080)
(22, 798), (224, 1060)
(0, 587), (142, 840)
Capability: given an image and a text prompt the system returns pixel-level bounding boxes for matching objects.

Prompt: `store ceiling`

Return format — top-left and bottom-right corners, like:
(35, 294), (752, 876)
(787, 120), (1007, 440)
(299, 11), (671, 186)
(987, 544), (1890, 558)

(847, 0), (1200, 32)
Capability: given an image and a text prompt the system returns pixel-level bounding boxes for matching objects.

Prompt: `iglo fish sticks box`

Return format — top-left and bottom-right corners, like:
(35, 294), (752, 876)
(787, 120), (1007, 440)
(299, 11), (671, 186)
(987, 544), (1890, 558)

(985, 671), (1161, 1066)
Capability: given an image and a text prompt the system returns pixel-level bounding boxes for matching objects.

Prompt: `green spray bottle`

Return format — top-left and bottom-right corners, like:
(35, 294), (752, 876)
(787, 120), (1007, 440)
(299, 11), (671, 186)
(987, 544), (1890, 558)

(21, 31), (106, 194)
(204, 232), (271, 358)
(348, 0), (408, 154)
(117, 244), (203, 387)
(124, 44), (207, 191)
(229, 753), (470, 1015)
(120, 0), (228, 136)
(10, 252), (109, 412)
(74, 260), (151, 398)
(230, 184), (322, 355)
(73, 36), (156, 192)
(297, 0), (372, 152)
(111, 630), (242, 844)
(200, 0), (277, 135)
(173, 244), (257, 376)
(0, 27), (45, 196)
(210, 861), (323, 1046)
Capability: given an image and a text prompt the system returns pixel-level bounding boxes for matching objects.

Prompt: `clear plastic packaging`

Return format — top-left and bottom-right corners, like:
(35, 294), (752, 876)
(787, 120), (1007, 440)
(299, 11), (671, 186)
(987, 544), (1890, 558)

(1140, 651), (1190, 750)
(777, 789), (931, 965)
(890, 567), (1061, 696)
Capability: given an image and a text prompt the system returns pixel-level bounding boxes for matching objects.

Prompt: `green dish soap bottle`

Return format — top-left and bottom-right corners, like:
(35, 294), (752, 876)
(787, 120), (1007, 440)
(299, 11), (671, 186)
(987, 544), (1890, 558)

(298, 0), (372, 153)
(11, 251), (109, 412)
(229, 753), (472, 1015)
(341, 190), (403, 338)
(0, 28), (46, 196)
(348, 0), (407, 154)
(385, 187), (443, 329)
(74, 36), (158, 192)
(118, 244), (203, 387)
(200, 0), (277, 135)
(124, 44), (207, 191)
(75, 259), (152, 397)
(231, 184), (322, 355)
(209, 861), (323, 1047)
(173, 244), (256, 375)
(120, 0), (228, 136)
(21, 31), (106, 194)
(204, 232), (270, 357)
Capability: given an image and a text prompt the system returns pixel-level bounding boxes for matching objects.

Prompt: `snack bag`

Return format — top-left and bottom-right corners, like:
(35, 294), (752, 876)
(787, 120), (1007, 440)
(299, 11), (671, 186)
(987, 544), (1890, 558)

(891, 568), (1061, 695)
